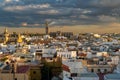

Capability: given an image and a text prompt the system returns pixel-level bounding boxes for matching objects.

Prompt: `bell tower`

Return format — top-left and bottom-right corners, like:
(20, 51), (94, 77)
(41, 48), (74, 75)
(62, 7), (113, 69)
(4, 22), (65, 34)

(4, 28), (9, 44)
(45, 21), (49, 35)
(17, 33), (23, 43)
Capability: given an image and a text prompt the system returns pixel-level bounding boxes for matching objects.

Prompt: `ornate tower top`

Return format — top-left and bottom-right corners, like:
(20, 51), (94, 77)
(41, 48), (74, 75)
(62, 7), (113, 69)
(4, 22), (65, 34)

(5, 28), (8, 32)
(4, 28), (9, 44)
(17, 33), (23, 43)
(4, 28), (8, 34)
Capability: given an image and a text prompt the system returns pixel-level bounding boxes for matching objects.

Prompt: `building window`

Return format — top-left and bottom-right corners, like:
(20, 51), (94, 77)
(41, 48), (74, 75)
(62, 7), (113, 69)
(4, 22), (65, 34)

(91, 69), (94, 72)
(104, 69), (107, 73)
(98, 69), (101, 72)
(68, 54), (70, 58)
(69, 55), (71, 58)
(14, 78), (17, 80)
(33, 71), (36, 74)
(67, 54), (69, 58)
(64, 55), (66, 58)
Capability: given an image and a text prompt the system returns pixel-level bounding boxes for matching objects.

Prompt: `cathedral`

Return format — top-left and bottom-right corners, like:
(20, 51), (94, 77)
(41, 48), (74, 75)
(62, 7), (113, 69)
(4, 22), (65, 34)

(3, 28), (9, 44)
(45, 21), (49, 35)
(0, 28), (23, 44)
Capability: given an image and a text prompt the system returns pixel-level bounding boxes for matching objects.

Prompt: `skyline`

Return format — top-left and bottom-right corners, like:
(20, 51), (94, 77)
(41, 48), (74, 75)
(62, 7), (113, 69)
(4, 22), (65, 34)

(0, 0), (120, 29)
(0, 24), (120, 34)
(0, 1), (120, 80)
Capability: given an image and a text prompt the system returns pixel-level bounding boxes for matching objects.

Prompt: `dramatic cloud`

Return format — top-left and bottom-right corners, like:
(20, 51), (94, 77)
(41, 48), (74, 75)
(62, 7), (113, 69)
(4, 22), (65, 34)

(98, 15), (117, 22)
(91, 0), (120, 8)
(4, 4), (51, 11)
(0, 0), (119, 27)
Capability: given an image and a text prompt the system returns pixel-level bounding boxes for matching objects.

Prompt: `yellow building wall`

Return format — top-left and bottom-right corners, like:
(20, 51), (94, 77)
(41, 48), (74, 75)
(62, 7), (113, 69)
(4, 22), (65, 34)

(30, 66), (41, 80)
(0, 73), (29, 80)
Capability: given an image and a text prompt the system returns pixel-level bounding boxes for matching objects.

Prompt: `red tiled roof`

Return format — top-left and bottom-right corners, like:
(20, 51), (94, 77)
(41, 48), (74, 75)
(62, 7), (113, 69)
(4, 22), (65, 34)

(78, 53), (87, 57)
(17, 65), (29, 73)
(97, 73), (104, 80)
(97, 72), (112, 80)
(62, 64), (70, 72)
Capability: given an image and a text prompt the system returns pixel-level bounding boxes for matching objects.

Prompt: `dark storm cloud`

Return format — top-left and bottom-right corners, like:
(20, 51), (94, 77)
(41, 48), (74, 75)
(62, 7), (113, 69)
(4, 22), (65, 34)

(0, 0), (120, 27)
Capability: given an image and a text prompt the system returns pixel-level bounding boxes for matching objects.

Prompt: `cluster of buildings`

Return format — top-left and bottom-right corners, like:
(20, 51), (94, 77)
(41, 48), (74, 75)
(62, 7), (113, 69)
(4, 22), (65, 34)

(0, 26), (120, 80)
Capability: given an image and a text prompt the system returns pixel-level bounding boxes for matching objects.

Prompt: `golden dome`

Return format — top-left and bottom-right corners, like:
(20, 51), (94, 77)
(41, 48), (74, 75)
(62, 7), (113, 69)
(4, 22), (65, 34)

(17, 33), (23, 43)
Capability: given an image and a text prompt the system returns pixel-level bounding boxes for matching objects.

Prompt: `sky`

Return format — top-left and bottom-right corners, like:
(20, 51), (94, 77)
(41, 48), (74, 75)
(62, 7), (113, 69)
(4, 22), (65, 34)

(0, 0), (120, 28)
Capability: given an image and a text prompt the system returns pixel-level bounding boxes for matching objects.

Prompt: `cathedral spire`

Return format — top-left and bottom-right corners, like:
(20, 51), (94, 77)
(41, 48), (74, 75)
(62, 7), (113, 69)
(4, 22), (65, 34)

(4, 28), (9, 44)
(17, 33), (23, 43)
(45, 21), (49, 35)
(5, 28), (8, 33)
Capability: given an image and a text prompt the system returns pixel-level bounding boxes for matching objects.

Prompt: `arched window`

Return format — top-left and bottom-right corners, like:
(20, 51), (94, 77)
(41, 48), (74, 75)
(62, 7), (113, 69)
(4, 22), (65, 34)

(33, 71), (36, 74)
(104, 69), (107, 73)
(98, 69), (101, 73)
(91, 69), (94, 72)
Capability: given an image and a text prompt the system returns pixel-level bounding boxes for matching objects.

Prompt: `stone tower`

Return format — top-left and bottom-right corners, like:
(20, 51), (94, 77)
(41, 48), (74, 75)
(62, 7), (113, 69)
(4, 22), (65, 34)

(45, 21), (49, 35)
(4, 28), (9, 44)
(17, 33), (23, 43)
